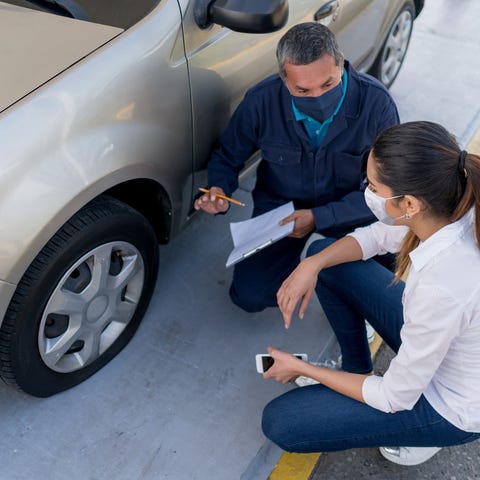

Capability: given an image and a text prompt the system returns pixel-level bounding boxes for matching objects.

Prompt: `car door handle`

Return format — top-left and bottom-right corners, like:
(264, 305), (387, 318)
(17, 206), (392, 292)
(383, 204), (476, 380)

(314, 0), (339, 21)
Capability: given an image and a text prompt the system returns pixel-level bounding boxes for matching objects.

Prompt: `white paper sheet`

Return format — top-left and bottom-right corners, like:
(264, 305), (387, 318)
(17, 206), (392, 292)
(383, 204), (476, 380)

(226, 202), (295, 267)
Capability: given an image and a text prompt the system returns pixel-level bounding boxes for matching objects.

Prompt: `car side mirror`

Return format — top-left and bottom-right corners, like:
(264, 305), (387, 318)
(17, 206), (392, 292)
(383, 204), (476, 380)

(194, 0), (289, 34)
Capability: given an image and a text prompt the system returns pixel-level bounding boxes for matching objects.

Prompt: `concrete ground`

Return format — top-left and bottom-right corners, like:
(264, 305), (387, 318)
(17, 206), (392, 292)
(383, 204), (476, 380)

(0, 1), (479, 480)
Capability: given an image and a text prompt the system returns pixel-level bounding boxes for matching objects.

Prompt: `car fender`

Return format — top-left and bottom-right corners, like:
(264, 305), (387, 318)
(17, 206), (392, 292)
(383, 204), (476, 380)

(0, 0), (191, 297)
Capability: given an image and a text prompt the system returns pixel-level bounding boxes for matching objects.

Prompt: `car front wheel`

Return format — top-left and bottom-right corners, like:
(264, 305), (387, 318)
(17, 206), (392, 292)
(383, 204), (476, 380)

(369, 1), (415, 88)
(0, 196), (159, 397)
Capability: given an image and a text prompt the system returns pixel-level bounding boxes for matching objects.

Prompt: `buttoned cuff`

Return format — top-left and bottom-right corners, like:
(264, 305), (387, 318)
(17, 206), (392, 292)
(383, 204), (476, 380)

(362, 375), (393, 413)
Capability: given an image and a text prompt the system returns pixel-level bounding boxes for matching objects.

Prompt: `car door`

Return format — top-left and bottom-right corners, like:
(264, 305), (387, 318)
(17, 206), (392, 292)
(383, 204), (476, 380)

(324, 0), (391, 69)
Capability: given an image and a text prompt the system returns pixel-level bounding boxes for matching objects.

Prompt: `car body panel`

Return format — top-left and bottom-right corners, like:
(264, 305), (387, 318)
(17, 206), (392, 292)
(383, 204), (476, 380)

(0, 0), (192, 288)
(0, 2), (122, 112)
(0, 280), (16, 318)
(333, 0), (390, 67)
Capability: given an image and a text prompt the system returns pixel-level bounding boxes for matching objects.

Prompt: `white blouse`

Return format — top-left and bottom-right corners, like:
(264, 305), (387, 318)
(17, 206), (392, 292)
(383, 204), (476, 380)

(348, 211), (480, 432)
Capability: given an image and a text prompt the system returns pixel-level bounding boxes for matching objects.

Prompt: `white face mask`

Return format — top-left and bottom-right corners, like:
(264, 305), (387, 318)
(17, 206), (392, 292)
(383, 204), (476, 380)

(364, 187), (405, 225)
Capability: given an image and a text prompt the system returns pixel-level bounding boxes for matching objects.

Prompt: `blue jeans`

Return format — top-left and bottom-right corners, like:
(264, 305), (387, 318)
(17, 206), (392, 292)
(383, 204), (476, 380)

(230, 235), (309, 312)
(262, 238), (479, 452)
(312, 238), (404, 374)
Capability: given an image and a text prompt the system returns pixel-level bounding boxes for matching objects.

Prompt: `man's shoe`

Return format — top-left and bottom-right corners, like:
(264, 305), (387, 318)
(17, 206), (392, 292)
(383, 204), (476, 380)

(379, 446), (442, 466)
(294, 359), (341, 387)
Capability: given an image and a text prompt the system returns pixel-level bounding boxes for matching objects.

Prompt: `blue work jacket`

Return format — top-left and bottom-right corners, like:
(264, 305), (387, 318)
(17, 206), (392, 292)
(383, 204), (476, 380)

(207, 62), (399, 237)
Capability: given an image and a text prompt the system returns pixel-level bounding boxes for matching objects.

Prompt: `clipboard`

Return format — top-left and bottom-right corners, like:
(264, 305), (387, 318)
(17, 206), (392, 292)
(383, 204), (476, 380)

(226, 202), (294, 267)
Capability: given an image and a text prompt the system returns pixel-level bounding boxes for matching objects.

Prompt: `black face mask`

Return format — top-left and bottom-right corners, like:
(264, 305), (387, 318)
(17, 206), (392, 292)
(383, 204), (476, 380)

(293, 81), (343, 123)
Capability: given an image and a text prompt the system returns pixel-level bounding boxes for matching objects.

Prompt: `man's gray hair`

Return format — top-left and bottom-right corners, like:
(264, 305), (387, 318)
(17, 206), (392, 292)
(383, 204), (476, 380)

(276, 22), (343, 78)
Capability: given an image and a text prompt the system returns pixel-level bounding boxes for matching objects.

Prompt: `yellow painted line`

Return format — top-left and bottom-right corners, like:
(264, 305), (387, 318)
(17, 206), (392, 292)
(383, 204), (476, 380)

(467, 128), (480, 151)
(268, 124), (480, 480)
(268, 334), (383, 480)
(268, 452), (320, 480)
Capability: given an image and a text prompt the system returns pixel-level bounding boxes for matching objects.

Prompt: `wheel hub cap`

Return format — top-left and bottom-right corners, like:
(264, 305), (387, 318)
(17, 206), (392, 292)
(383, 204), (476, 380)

(38, 241), (145, 373)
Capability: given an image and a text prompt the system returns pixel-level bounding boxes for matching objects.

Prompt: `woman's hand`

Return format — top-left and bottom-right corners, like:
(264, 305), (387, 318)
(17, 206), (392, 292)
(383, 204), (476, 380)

(263, 346), (368, 404)
(277, 256), (322, 328)
(263, 347), (306, 384)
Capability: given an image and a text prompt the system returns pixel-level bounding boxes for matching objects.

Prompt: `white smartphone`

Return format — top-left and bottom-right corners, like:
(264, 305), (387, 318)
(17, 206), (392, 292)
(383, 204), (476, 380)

(255, 353), (308, 373)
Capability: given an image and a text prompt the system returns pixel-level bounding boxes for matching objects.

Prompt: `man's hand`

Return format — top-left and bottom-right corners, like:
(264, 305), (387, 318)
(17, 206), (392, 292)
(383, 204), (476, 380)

(194, 186), (229, 214)
(279, 209), (315, 238)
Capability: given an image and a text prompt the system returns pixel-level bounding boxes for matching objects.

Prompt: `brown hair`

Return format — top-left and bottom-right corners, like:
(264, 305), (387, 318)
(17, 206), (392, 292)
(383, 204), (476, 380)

(371, 121), (480, 281)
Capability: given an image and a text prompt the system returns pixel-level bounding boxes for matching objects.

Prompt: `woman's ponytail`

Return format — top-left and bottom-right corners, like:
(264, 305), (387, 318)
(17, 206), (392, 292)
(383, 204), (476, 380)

(453, 151), (480, 247)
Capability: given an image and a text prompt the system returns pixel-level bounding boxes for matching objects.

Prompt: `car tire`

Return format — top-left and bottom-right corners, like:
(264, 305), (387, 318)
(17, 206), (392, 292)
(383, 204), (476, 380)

(0, 195), (159, 397)
(368, 1), (415, 88)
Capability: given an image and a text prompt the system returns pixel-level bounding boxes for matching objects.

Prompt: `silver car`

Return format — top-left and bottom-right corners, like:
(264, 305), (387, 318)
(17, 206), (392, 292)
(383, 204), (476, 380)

(0, 0), (423, 396)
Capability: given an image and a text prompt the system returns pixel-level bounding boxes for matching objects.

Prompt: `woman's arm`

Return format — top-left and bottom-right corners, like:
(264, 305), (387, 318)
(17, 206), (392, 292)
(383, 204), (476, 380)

(264, 347), (368, 403)
(277, 235), (363, 328)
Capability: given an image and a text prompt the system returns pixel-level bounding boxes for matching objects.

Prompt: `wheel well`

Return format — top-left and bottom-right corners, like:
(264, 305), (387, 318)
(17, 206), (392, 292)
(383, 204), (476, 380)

(105, 179), (171, 244)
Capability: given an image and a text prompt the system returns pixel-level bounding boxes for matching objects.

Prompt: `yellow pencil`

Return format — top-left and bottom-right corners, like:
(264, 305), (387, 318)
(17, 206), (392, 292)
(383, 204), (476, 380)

(198, 188), (245, 207)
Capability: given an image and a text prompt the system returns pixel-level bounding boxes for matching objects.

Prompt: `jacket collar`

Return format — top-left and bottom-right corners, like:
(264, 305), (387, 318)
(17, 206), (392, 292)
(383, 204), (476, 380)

(341, 61), (364, 119)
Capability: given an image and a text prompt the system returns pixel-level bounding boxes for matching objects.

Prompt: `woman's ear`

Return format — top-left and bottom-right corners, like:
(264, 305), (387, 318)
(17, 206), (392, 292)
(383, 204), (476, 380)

(403, 195), (423, 217)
